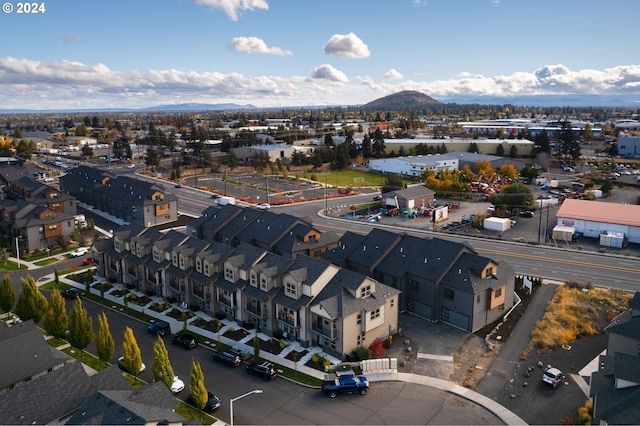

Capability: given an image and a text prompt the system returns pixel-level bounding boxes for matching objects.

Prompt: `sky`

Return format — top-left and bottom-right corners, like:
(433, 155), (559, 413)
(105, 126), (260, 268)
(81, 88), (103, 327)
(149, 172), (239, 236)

(1, 0), (639, 110)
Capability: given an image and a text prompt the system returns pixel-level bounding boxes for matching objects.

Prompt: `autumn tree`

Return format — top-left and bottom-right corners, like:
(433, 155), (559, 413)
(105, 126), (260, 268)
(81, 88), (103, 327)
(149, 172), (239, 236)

(15, 275), (48, 323)
(152, 335), (174, 388)
(369, 337), (387, 358)
(190, 360), (208, 416)
(43, 289), (68, 338)
(67, 297), (94, 360)
(497, 164), (519, 180)
(121, 326), (143, 379)
(0, 274), (15, 313)
(96, 312), (114, 363)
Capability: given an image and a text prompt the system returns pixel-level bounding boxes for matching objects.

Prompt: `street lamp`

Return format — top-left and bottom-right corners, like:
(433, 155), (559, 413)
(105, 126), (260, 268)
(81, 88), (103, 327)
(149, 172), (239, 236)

(230, 389), (263, 426)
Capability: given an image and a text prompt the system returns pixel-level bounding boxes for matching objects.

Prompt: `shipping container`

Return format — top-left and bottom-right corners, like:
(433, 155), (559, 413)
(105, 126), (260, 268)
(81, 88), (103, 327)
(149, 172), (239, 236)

(484, 217), (511, 232)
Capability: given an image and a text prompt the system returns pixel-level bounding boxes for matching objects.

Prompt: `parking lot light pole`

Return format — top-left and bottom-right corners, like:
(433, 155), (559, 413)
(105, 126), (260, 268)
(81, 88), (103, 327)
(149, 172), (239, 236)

(230, 389), (263, 426)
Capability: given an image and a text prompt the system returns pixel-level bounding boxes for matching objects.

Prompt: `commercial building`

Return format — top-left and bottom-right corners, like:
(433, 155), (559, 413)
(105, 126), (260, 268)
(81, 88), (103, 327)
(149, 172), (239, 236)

(618, 134), (640, 159)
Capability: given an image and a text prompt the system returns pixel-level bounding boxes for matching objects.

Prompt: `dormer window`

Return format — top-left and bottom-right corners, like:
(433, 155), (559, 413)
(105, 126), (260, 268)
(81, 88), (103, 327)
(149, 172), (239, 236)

(486, 267), (494, 277)
(196, 258), (202, 273)
(260, 276), (267, 291)
(250, 272), (257, 287)
(224, 266), (234, 281)
(360, 285), (371, 298)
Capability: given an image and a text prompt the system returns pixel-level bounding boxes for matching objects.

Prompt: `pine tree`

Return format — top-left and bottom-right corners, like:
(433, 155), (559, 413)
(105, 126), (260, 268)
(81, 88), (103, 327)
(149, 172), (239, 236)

(189, 359), (208, 415)
(43, 289), (68, 338)
(96, 312), (114, 363)
(0, 274), (15, 313)
(67, 297), (94, 361)
(152, 335), (174, 388)
(121, 326), (142, 379)
(15, 275), (48, 323)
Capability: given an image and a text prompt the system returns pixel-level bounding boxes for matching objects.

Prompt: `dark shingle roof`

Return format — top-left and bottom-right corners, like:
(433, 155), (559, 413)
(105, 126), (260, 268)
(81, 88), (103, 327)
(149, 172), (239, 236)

(321, 231), (367, 266)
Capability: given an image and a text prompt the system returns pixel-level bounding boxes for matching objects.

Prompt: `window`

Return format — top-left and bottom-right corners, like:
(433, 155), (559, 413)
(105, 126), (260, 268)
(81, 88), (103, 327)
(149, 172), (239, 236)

(356, 313), (362, 325)
(476, 294), (481, 303)
(204, 263), (209, 276)
(224, 267), (234, 281)
(260, 276), (267, 291)
(285, 281), (296, 297)
(370, 308), (380, 320)
(250, 272), (257, 287)
(390, 298), (395, 308)
(409, 279), (419, 291)
(443, 287), (455, 301)
(485, 267), (494, 277)
(360, 285), (371, 298)
(494, 288), (502, 298)
(498, 303), (505, 311)
(356, 334), (364, 346)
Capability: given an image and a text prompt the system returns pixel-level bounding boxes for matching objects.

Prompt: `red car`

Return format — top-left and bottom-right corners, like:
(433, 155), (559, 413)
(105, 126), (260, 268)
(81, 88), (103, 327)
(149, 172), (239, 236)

(82, 258), (93, 265)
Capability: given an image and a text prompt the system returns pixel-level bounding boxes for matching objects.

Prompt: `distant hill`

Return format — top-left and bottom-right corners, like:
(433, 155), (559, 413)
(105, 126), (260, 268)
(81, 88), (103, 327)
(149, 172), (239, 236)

(361, 90), (441, 111)
(0, 102), (257, 114)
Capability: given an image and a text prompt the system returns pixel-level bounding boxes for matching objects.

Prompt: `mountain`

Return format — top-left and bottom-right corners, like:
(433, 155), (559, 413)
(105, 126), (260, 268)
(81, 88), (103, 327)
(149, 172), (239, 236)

(361, 90), (441, 111)
(0, 102), (257, 114)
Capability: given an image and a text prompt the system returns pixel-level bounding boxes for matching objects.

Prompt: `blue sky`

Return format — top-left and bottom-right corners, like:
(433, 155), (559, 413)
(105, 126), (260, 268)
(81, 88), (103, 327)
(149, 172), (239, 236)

(1, 0), (639, 110)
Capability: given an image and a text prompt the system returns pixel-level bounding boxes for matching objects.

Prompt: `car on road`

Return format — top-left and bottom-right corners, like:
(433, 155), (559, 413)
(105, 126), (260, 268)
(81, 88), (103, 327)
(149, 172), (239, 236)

(542, 366), (565, 388)
(212, 349), (242, 367)
(211, 193), (221, 198)
(171, 333), (197, 349)
(61, 288), (80, 300)
(117, 356), (146, 374)
(520, 211), (534, 218)
(322, 373), (369, 398)
(373, 195), (382, 201)
(170, 376), (185, 394)
(148, 320), (171, 336)
(188, 390), (221, 412)
(82, 258), (93, 265)
(69, 247), (88, 257)
(174, 183), (183, 188)
(246, 361), (277, 380)
(257, 203), (271, 210)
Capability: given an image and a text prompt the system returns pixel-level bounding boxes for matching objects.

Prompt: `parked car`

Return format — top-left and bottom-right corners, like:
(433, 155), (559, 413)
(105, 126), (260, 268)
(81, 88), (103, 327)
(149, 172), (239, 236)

(61, 287), (80, 300)
(69, 247), (88, 257)
(212, 349), (242, 367)
(322, 373), (369, 398)
(542, 366), (565, 388)
(117, 356), (146, 374)
(520, 211), (534, 218)
(257, 203), (271, 210)
(246, 361), (277, 380)
(82, 258), (93, 265)
(188, 390), (221, 412)
(171, 333), (197, 349)
(170, 376), (185, 394)
(148, 321), (171, 336)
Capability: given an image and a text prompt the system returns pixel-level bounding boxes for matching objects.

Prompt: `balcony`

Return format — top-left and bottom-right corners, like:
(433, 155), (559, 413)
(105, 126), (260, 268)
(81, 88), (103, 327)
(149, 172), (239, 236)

(169, 280), (181, 292)
(127, 267), (138, 278)
(277, 311), (296, 326)
(311, 323), (336, 341)
(192, 287), (205, 300)
(218, 296), (233, 309)
(246, 304), (264, 318)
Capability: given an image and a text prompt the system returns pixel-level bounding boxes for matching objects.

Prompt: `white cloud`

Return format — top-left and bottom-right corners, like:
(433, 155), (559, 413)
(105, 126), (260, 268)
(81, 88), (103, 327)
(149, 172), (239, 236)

(324, 33), (370, 58)
(0, 57), (639, 109)
(61, 33), (84, 43)
(384, 69), (403, 80)
(231, 37), (292, 56)
(193, 0), (268, 21)
(309, 64), (349, 83)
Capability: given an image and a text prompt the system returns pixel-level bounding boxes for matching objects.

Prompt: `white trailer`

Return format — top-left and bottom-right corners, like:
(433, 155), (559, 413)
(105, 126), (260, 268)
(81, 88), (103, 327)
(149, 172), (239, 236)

(218, 196), (236, 206)
(484, 217), (511, 232)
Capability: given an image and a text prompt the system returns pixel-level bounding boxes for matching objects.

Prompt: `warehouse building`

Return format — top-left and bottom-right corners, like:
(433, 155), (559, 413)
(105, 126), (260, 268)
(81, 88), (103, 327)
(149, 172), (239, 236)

(555, 199), (640, 246)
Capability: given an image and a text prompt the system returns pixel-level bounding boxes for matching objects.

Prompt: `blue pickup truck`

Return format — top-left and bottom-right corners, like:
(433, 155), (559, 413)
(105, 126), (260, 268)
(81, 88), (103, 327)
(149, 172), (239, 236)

(322, 373), (369, 398)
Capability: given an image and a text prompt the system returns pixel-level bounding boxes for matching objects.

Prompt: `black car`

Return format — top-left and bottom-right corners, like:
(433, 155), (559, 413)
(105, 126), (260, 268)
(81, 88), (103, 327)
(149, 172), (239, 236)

(172, 333), (197, 349)
(188, 391), (221, 412)
(148, 321), (172, 336)
(247, 361), (277, 380)
(520, 211), (534, 218)
(61, 288), (80, 300)
(212, 349), (243, 367)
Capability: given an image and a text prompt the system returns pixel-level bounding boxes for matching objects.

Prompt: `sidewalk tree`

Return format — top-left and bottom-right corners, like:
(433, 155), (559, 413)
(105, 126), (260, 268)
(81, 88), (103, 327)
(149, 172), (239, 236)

(152, 335), (174, 389)
(122, 326), (142, 380)
(96, 312), (114, 363)
(189, 359), (207, 416)
(0, 274), (15, 313)
(15, 275), (48, 323)
(0, 248), (8, 266)
(43, 289), (68, 338)
(67, 297), (94, 361)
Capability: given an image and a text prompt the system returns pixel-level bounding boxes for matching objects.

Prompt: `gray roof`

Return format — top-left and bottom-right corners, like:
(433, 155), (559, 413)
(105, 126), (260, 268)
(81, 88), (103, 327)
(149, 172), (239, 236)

(386, 185), (435, 200)
(218, 208), (262, 244)
(442, 252), (514, 294)
(345, 228), (402, 272)
(606, 309), (640, 341)
(0, 320), (71, 390)
(65, 382), (183, 425)
(590, 353), (640, 425)
(406, 237), (472, 282)
(375, 234), (427, 278)
(0, 361), (94, 425)
(321, 231), (367, 266)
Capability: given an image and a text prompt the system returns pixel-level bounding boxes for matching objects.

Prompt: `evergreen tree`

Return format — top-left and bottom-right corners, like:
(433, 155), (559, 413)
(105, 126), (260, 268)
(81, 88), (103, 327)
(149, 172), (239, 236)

(371, 128), (386, 158)
(96, 312), (114, 363)
(15, 276), (48, 323)
(361, 134), (372, 158)
(0, 274), (15, 313)
(67, 297), (94, 360)
(122, 326), (143, 379)
(43, 289), (68, 338)
(189, 360), (208, 416)
(152, 335), (174, 388)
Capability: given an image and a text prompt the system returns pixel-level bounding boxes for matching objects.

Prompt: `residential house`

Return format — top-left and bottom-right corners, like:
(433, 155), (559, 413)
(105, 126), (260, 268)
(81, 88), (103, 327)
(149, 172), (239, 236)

(590, 291), (640, 424)
(60, 166), (178, 226)
(323, 228), (515, 333)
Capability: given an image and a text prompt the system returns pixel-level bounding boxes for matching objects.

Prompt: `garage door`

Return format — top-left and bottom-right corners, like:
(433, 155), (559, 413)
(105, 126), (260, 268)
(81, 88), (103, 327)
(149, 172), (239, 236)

(442, 308), (469, 331)
(409, 301), (432, 320)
